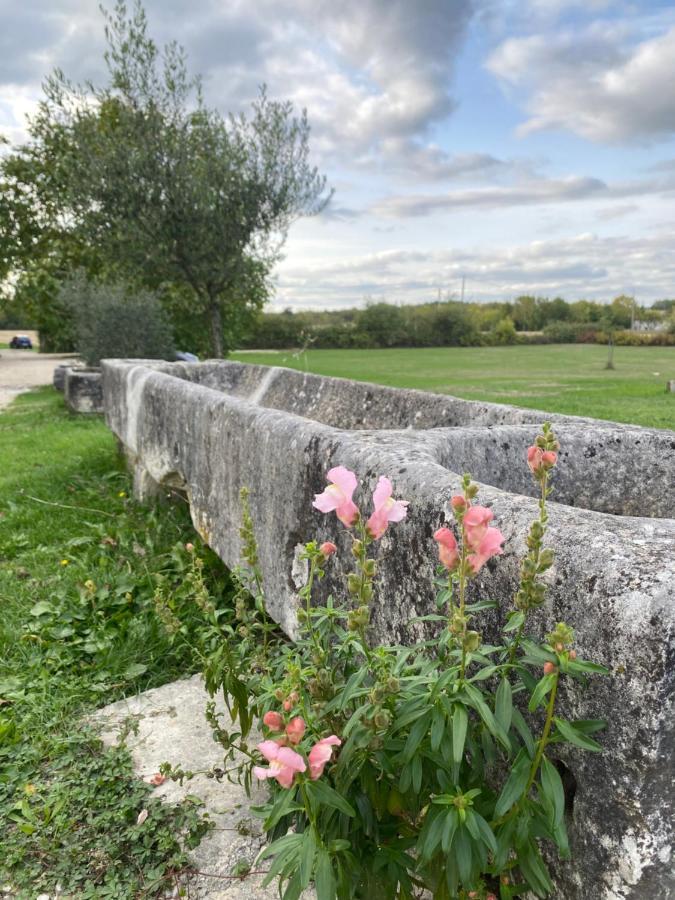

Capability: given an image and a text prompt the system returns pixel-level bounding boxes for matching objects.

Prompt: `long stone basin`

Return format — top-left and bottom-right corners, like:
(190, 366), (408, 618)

(102, 358), (675, 900)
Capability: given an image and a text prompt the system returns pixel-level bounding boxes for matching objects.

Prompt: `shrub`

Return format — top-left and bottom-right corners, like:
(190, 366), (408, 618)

(59, 274), (175, 366)
(491, 316), (517, 345)
(542, 322), (598, 343)
(165, 427), (609, 899)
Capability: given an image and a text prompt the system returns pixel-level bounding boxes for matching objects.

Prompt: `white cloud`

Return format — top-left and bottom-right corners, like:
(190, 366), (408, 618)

(488, 23), (675, 143)
(369, 170), (675, 217)
(273, 230), (675, 307)
(0, 0), (476, 167)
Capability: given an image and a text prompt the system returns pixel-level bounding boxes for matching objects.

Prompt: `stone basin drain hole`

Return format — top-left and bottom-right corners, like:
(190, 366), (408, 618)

(554, 759), (578, 814)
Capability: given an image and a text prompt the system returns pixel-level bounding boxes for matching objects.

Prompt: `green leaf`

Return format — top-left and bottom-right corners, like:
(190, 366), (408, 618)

(314, 849), (336, 900)
(464, 599), (498, 612)
(495, 678), (513, 733)
(540, 756), (565, 828)
(473, 812), (498, 855)
(528, 672), (557, 712)
(511, 707), (535, 758)
(469, 664), (498, 682)
(419, 807), (446, 861)
(565, 659), (610, 676)
(299, 827), (317, 889)
(520, 639), (557, 664)
(307, 778), (356, 817)
(518, 840), (553, 898)
(29, 601), (54, 617)
(464, 684), (511, 751)
(553, 718), (603, 752)
(430, 706), (446, 752)
(494, 750), (531, 818)
(504, 610), (525, 632)
(454, 826), (473, 886)
(442, 808), (459, 853)
(452, 704), (468, 765)
(123, 663), (148, 679)
(402, 711), (431, 762)
(264, 788), (302, 830)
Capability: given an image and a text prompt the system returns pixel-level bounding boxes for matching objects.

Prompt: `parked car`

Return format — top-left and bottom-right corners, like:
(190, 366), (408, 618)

(9, 335), (33, 349)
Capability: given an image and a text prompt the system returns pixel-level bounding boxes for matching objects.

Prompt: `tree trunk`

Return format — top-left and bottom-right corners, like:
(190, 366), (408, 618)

(208, 298), (224, 358)
(605, 335), (615, 370)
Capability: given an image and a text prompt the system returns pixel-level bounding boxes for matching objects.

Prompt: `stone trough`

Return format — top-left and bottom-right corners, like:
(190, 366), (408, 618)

(60, 366), (104, 413)
(102, 359), (675, 900)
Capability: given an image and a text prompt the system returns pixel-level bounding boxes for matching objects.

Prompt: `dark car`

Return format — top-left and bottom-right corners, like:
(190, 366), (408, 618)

(9, 335), (33, 349)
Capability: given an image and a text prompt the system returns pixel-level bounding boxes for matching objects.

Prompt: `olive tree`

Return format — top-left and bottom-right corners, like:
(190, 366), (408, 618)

(26, 1), (331, 356)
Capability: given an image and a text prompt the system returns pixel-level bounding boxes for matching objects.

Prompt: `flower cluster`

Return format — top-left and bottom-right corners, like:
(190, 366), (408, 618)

(254, 707), (341, 789)
(433, 495), (505, 575)
(313, 466), (408, 540)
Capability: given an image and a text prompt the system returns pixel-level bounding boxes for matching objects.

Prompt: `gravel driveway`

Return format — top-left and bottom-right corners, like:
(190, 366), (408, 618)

(0, 350), (78, 411)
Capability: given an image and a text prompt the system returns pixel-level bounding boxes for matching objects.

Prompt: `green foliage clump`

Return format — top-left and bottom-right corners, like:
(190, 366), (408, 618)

(165, 427), (609, 899)
(0, 389), (230, 895)
(60, 273), (175, 365)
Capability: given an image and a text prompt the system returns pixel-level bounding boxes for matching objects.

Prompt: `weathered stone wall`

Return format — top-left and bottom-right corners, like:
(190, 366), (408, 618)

(102, 358), (675, 900)
(64, 367), (104, 413)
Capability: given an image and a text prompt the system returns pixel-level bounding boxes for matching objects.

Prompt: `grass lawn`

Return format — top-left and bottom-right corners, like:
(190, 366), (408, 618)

(231, 344), (675, 430)
(0, 389), (227, 897)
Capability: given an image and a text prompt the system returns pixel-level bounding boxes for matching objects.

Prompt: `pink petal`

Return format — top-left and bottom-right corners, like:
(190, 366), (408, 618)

(327, 466), (357, 499)
(335, 499), (359, 527)
(386, 499), (408, 523)
(276, 746), (307, 773)
(275, 766), (297, 789)
(463, 506), (493, 529)
(257, 740), (281, 763)
(253, 765), (271, 781)
(366, 507), (389, 539)
(313, 487), (340, 513)
(372, 476), (392, 510)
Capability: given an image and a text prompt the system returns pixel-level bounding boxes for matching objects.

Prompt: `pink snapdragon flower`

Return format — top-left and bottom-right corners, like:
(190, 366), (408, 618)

(463, 506), (494, 549)
(320, 541), (337, 558)
(308, 735), (342, 780)
(365, 477), (409, 540)
(285, 716), (306, 745)
(434, 527), (460, 571)
(263, 711), (284, 731)
(253, 740), (306, 789)
(467, 526), (505, 574)
(313, 466), (359, 527)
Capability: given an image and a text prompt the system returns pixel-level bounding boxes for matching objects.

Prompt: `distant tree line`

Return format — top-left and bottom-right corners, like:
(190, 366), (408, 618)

(239, 295), (675, 351)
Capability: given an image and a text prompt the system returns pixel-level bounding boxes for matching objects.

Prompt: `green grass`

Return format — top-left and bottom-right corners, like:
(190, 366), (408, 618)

(231, 344), (675, 429)
(0, 389), (226, 897)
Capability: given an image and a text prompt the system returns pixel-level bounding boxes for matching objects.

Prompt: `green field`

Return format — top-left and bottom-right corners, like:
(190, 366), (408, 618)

(231, 344), (675, 429)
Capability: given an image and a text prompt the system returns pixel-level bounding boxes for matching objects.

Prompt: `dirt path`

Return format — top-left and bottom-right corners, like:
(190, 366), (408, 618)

(0, 350), (78, 411)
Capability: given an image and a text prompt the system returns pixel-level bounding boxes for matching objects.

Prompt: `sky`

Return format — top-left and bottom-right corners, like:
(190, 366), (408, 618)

(2, 0), (675, 309)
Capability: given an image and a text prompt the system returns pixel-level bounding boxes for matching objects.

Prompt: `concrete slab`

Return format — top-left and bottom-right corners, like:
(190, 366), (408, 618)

(93, 674), (313, 899)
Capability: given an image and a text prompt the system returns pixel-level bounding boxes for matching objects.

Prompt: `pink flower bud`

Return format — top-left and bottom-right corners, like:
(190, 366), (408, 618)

(285, 716), (306, 745)
(450, 495), (466, 511)
(527, 445), (544, 474)
(433, 527), (459, 571)
(185, 542), (194, 552)
(263, 711), (284, 731)
(283, 699), (292, 712)
(543, 661), (557, 675)
(320, 541), (337, 558)
(542, 451), (557, 468)
(147, 773), (166, 786)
